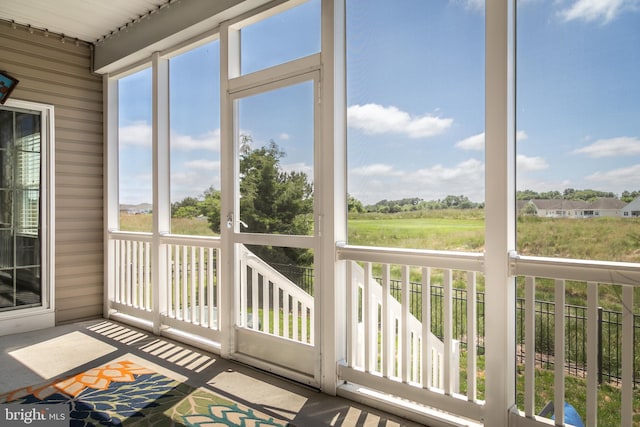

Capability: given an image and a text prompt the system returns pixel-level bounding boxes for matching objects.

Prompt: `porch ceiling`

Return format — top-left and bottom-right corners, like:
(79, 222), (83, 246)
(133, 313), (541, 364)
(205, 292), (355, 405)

(0, 0), (170, 44)
(0, 0), (272, 74)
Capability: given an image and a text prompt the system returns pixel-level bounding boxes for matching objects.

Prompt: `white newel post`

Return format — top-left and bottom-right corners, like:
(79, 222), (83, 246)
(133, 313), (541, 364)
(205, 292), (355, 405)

(485, 0), (517, 426)
(152, 52), (170, 335)
(320, 0), (348, 395)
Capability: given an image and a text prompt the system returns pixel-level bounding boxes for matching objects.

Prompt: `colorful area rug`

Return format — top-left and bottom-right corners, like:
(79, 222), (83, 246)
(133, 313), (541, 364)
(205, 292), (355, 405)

(0, 360), (290, 426)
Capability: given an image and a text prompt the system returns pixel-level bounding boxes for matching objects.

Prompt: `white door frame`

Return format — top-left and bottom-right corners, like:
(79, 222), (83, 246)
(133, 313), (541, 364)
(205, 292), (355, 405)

(227, 67), (321, 386)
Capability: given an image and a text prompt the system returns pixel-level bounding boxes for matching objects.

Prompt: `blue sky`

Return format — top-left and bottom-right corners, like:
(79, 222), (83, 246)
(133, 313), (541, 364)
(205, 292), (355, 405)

(118, 0), (640, 206)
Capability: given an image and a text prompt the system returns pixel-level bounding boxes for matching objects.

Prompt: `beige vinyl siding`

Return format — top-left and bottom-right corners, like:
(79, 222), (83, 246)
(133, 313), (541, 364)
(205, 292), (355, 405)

(1, 21), (103, 324)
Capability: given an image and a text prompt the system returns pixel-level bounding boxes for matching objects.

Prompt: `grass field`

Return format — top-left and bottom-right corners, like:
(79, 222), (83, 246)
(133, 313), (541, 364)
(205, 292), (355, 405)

(347, 210), (640, 263)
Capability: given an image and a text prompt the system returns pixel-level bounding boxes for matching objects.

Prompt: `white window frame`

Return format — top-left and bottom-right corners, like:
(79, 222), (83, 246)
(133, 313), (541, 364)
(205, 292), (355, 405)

(0, 99), (55, 335)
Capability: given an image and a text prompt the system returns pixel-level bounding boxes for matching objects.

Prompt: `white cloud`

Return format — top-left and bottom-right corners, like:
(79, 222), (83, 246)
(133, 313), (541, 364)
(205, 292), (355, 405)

(572, 136), (640, 158)
(517, 154), (549, 171)
(172, 129), (220, 151)
(516, 177), (573, 194)
(516, 131), (528, 142)
(558, 0), (640, 24)
(456, 132), (484, 151)
(350, 163), (404, 177)
(119, 121), (152, 147)
(347, 104), (453, 139)
(584, 163), (640, 191)
(349, 159), (485, 204)
(455, 130), (528, 151)
(119, 122), (220, 151)
(184, 159), (220, 170)
(450, 0), (484, 12)
(171, 167), (221, 202)
(279, 133), (291, 141)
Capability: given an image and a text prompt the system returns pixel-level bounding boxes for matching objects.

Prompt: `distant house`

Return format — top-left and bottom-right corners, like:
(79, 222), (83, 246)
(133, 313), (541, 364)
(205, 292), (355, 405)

(621, 197), (640, 217)
(521, 197), (630, 218)
(120, 203), (153, 215)
(586, 197), (627, 217)
(526, 199), (590, 218)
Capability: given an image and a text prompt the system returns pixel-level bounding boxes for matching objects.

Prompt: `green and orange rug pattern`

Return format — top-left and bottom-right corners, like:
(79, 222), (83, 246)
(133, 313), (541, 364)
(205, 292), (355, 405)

(0, 360), (290, 426)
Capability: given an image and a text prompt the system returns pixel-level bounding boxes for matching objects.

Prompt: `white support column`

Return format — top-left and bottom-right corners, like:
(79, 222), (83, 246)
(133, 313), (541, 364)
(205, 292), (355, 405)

(103, 75), (119, 318)
(219, 22), (241, 358)
(484, 0), (517, 426)
(319, 0), (347, 395)
(152, 52), (170, 334)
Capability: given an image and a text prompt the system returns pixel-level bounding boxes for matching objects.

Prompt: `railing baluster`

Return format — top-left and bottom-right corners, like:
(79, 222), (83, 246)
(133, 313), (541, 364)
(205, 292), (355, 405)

(383, 263), (392, 378)
(302, 302), (308, 343)
(422, 267), (432, 388)
(239, 250), (246, 327)
(309, 297), (314, 345)
(274, 283), (280, 337)
(181, 245), (188, 320)
(443, 269), (453, 395)
(145, 241), (151, 310)
(586, 281), (598, 426)
(115, 240), (121, 303)
(346, 261), (356, 367)
(412, 332), (419, 383)
(251, 266), (259, 331)
(262, 277), (270, 334)
(364, 261), (373, 372)
(190, 246), (196, 323)
(293, 297), (299, 341)
(402, 265), (411, 383)
(554, 279), (565, 424)
(621, 285), (633, 426)
(132, 240), (138, 307)
(283, 288), (290, 339)
(199, 247), (205, 325)
(467, 271), (477, 402)
(173, 245), (180, 318)
(208, 248), (214, 328)
(125, 240), (132, 305)
(524, 276), (535, 417)
(137, 240), (144, 308)
(166, 245), (173, 315)
(215, 248), (221, 328)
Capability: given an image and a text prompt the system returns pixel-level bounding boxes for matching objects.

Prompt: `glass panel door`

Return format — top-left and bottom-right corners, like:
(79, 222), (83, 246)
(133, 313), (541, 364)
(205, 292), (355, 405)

(231, 73), (319, 383)
(0, 108), (42, 311)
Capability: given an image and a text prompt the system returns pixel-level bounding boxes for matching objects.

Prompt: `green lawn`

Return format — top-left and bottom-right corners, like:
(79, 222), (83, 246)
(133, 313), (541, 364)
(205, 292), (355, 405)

(348, 214), (485, 252)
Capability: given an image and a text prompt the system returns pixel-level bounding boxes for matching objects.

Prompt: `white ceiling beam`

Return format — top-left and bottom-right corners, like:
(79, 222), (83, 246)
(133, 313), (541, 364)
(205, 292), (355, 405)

(94, 0), (270, 74)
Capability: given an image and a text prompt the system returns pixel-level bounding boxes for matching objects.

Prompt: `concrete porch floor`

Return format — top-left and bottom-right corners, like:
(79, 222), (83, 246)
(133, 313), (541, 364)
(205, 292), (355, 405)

(0, 319), (427, 426)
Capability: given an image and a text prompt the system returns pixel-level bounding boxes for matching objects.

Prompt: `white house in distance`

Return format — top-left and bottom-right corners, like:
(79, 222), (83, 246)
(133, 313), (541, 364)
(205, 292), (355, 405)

(519, 197), (637, 218)
(621, 197), (640, 217)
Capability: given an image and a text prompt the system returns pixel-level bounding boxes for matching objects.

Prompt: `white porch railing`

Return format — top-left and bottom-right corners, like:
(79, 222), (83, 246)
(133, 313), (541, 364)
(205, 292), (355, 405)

(349, 260), (460, 392)
(238, 245), (314, 345)
(107, 232), (640, 426)
(109, 232), (153, 318)
(162, 235), (221, 340)
(107, 233), (313, 346)
(337, 244), (485, 424)
(511, 255), (640, 427)
(107, 232), (222, 342)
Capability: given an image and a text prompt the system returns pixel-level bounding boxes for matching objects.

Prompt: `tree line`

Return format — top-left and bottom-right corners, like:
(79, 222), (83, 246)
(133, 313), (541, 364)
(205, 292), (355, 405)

(348, 189), (640, 214)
